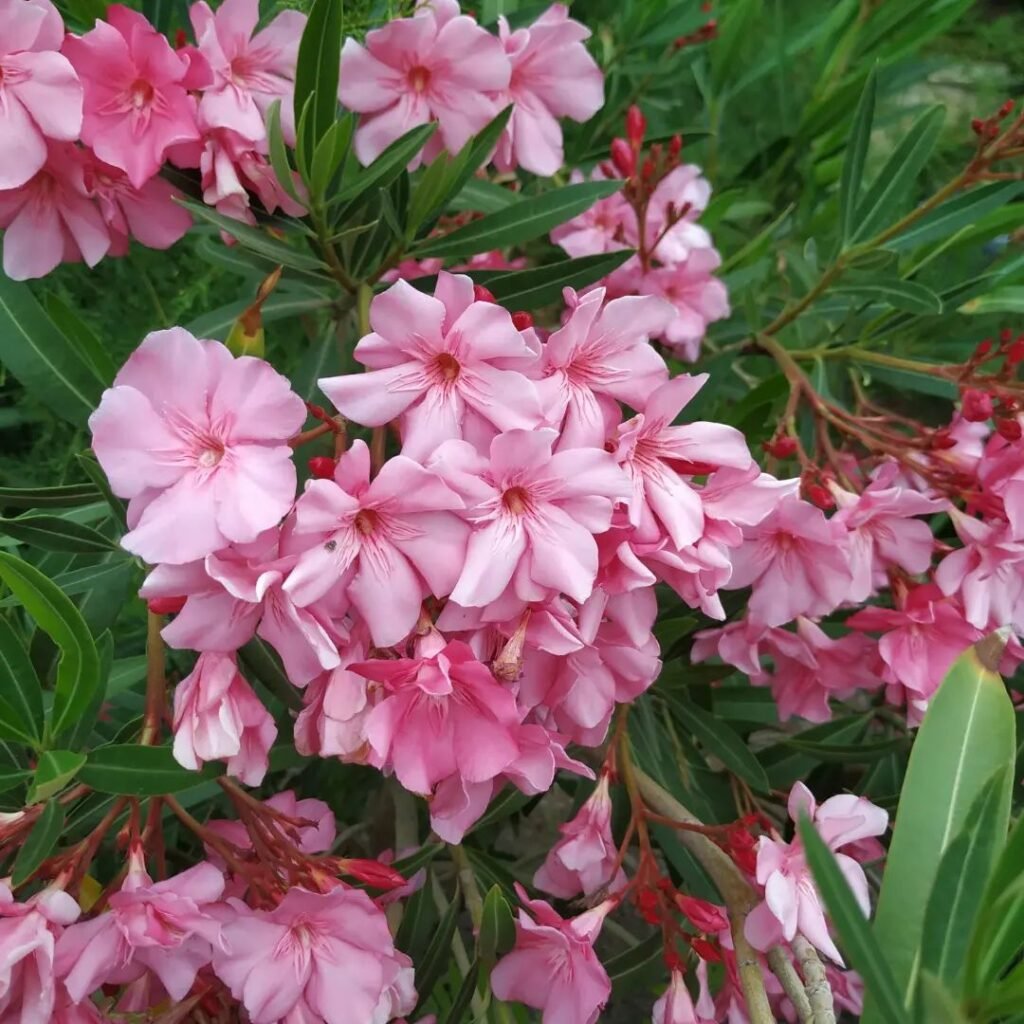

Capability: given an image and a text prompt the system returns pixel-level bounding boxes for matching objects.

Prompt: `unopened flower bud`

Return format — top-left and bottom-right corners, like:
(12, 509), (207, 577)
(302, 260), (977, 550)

(997, 417), (1023, 441)
(961, 388), (994, 422)
(976, 338), (993, 358)
(805, 482), (834, 510)
(473, 284), (496, 303)
(763, 436), (798, 459)
(971, 117), (985, 135)
(931, 428), (957, 450)
(1008, 339), (1024, 366)
(226, 266), (282, 359)
(668, 134), (683, 158)
(147, 595), (187, 615)
(676, 895), (729, 933)
(1000, 99), (1015, 118)
(308, 456), (336, 479)
(626, 104), (646, 146)
(610, 137), (635, 177)
(511, 311), (534, 330)
(690, 937), (722, 962)
(1001, 328), (1014, 344)
(338, 858), (407, 890)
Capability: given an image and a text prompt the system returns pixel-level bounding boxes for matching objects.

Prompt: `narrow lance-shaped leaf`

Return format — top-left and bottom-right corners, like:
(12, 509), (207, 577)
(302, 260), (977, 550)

(26, 749), (87, 803)
(79, 744), (223, 795)
(293, 0), (344, 162)
(12, 800), (65, 886)
(0, 514), (118, 554)
(839, 66), (877, 244)
(0, 616), (44, 747)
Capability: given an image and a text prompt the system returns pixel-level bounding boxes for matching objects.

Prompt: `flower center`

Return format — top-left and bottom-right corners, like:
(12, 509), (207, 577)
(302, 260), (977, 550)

(502, 486), (531, 515)
(355, 509), (379, 535)
(197, 445), (224, 469)
(435, 352), (460, 382)
(129, 79), (154, 109)
(408, 65), (431, 93)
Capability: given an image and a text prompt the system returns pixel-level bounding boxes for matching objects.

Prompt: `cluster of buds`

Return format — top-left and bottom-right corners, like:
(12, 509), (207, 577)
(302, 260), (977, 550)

(607, 106), (684, 195)
(672, 19), (718, 51)
(971, 99), (1017, 140)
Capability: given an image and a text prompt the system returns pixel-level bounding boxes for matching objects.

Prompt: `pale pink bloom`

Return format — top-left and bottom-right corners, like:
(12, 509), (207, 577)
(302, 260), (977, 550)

(172, 652), (276, 785)
(637, 165), (713, 263)
(0, 0), (82, 190)
(652, 970), (709, 1024)
(535, 774), (626, 898)
(493, 4), (603, 176)
(831, 461), (941, 602)
(213, 885), (415, 1024)
(352, 639), (522, 795)
(745, 784), (887, 964)
(56, 856), (225, 1005)
(976, 433), (1024, 537)
(320, 274), (543, 460)
(0, 884), (80, 1024)
(0, 140), (109, 280)
(550, 167), (632, 257)
(431, 428), (629, 609)
(339, 0), (510, 167)
(282, 439), (468, 646)
(847, 582), (981, 699)
(615, 374), (751, 548)
(536, 287), (672, 448)
(491, 885), (613, 1024)
(89, 328), (306, 565)
(728, 496), (853, 628)
(81, 149), (192, 256)
(190, 0), (305, 143)
(63, 6), (200, 188)
(827, 966), (864, 1017)
(207, 791), (336, 857)
(934, 510), (1024, 631)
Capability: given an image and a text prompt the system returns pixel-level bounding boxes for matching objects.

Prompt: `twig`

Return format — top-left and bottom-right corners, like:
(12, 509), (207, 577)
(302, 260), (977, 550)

(793, 936), (837, 1024)
(767, 946), (813, 1024)
(141, 611), (166, 745)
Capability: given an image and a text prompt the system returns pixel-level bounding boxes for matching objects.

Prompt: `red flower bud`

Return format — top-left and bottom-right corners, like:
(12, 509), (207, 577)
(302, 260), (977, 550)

(975, 339), (993, 358)
(663, 948), (686, 972)
(338, 858), (407, 890)
(626, 104), (647, 146)
(308, 456), (337, 480)
(636, 888), (661, 924)
(511, 311), (534, 331)
(931, 428), (957, 450)
(1008, 339), (1024, 367)
(610, 137), (635, 177)
(472, 284), (496, 303)
(961, 388), (994, 423)
(690, 937), (723, 963)
(146, 595), (187, 616)
(174, 28), (188, 48)
(971, 118), (985, 135)
(997, 417), (1023, 441)
(763, 436), (798, 459)
(668, 134), (683, 158)
(805, 482), (835, 511)
(1000, 99), (1015, 118)
(676, 895), (729, 933)
(1001, 328), (1014, 344)
(641, 158), (655, 180)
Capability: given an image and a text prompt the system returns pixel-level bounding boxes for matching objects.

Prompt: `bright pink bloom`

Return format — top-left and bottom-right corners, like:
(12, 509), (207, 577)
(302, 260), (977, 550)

(0, 884), (80, 1024)
(207, 790), (336, 856)
(283, 439), (468, 646)
(56, 856), (224, 1005)
(89, 328), (306, 565)
(0, 0), (82, 190)
(172, 652), (276, 785)
(63, 6), (201, 188)
(536, 287), (673, 448)
(550, 168), (632, 257)
(534, 774), (626, 898)
(0, 140), (109, 280)
(493, 4), (603, 176)
(190, 0), (305, 143)
(652, 970), (709, 1024)
(353, 639), (522, 795)
(339, 0), (510, 167)
(431, 428), (629, 609)
(745, 784), (887, 964)
(728, 496), (853, 627)
(320, 274), (543, 461)
(491, 885), (613, 1024)
(213, 885), (415, 1024)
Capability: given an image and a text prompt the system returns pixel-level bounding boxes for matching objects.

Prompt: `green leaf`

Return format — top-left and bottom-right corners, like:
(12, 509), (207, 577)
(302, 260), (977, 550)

(333, 123), (437, 208)
(26, 749), (87, 803)
(482, 250), (635, 310)
(412, 885), (462, 1014)
(799, 816), (907, 1024)
(477, 884), (516, 967)
(0, 767), (30, 794)
(266, 99), (304, 206)
(917, 971), (970, 1024)
(395, 875), (438, 962)
(839, 65), (877, 243)
(605, 931), (665, 990)
(0, 616), (44, 747)
(79, 744), (221, 795)
(832, 278), (943, 314)
(664, 693), (770, 793)
(416, 181), (623, 259)
(310, 114), (354, 201)
(449, 177), (520, 215)
(75, 453), (127, 530)
(968, 877), (1024, 995)
(42, 293), (116, 387)
(0, 484), (100, 510)
(391, 843), (444, 878)
(711, 0), (762, 92)
(852, 105), (945, 242)
(0, 553), (101, 742)
(0, 277), (105, 426)
(184, 291), (334, 340)
(868, 637), (1016, 1020)
(238, 637), (303, 711)
(886, 182), (1024, 251)
(920, 768), (1011, 988)
(440, 958), (480, 1024)
(958, 285), (1024, 316)
(293, 0), (343, 158)
(0, 514), (118, 553)
(12, 800), (65, 886)
(0, 562), (137, 611)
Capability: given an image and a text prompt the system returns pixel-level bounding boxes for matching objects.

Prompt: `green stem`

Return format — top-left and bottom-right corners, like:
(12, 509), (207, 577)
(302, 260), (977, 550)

(140, 611), (165, 746)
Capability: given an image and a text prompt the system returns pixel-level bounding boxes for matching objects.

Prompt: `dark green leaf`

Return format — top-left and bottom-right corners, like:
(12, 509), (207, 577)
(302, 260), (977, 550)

(711, 0), (762, 92)
(0, 767), (30, 794)
(238, 637), (303, 711)
(449, 177), (521, 215)
(958, 285), (1024, 316)
(887, 182), (1024, 251)
(266, 99), (305, 206)
(0, 515), (117, 554)
(80, 744), (221, 795)
(0, 484), (100, 510)
(334, 123), (437, 208)
(391, 843), (444, 878)
(184, 291), (334, 340)
(26, 749), (87, 803)
(483, 250), (635, 310)
(0, 553), (101, 742)
(293, 0), (343, 158)
(12, 800), (65, 886)
(416, 181), (623, 259)
(396, 875), (439, 962)
(606, 932), (665, 990)
(0, 616), (43, 747)
(440, 958), (480, 1024)
(833, 278), (942, 314)
(968, 877), (1024, 995)
(477, 884), (516, 967)
(310, 115), (354, 201)
(840, 66), (877, 243)
(42, 293), (116, 386)
(75, 453), (127, 529)
(412, 885), (462, 1013)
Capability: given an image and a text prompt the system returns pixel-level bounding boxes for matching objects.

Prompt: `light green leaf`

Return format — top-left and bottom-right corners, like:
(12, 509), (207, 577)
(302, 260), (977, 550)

(477, 884), (516, 967)
(449, 177), (521, 215)
(26, 749), (87, 803)
(266, 99), (305, 206)
(958, 286), (1024, 316)
(0, 514), (118, 554)
(79, 744), (222, 795)
(12, 800), (65, 886)
(839, 66), (877, 243)
(917, 972), (970, 1024)
(184, 291), (334, 340)
(832, 278), (942, 314)
(310, 115), (354, 201)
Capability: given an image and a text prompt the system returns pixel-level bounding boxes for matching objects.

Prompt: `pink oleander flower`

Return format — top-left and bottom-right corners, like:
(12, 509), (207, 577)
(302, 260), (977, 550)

(637, 164), (713, 264)
(615, 374), (752, 549)
(550, 167), (632, 257)
(0, 884), (80, 1024)
(172, 652), (276, 785)
(319, 273), (543, 461)
(56, 855), (225, 1005)
(352, 639), (522, 795)
(847, 582), (981, 701)
(339, 0), (510, 167)
(0, 140), (110, 280)
(652, 970), (709, 1024)
(536, 287), (673, 449)
(63, 5), (201, 188)
(0, 0), (82, 190)
(207, 790), (336, 857)
(89, 327), (306, 565)
(190, 0), (305, 143)
(213, 885), (415, 1024)
(534, 774), (626, 898)
(81, 148), (192, 256)
(493, 4), (603, 176)
(831, 461), (942, 602)
(431, 428), (629, 609)
(727, 496), (853, 628)
(282, 439), (468, 646)
(745, 783), (887, 964)
(491, 885), (613, 1024)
